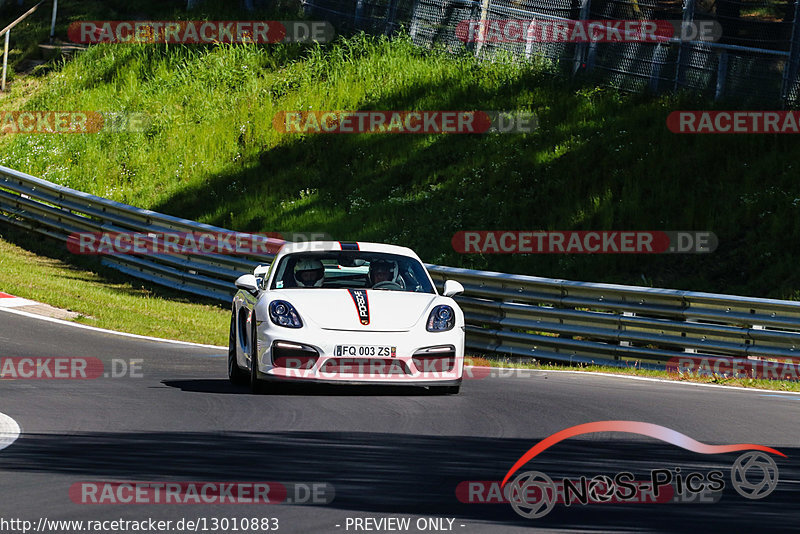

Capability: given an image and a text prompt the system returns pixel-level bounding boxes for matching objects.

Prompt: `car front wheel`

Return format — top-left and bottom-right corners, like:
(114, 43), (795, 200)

(228, 310), (247, 385)
(249, 312), (264, 394)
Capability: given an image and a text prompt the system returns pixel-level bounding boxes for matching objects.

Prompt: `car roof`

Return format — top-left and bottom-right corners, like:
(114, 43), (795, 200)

(275, 241), (421, 260)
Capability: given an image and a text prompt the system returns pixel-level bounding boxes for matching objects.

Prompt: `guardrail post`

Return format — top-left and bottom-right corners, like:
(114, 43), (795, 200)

(1, 30), (9, 92)
(619, 311), (634, 347)
(572, 0), (592, 75)
(715, 50), (728, 99)
(683, 318), (699, 354)
(781, 0), (800, 105)
(674, 0), (696, 91)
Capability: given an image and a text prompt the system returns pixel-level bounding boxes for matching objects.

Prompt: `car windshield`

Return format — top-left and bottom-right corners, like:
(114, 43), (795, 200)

(270, 251), (435, 293)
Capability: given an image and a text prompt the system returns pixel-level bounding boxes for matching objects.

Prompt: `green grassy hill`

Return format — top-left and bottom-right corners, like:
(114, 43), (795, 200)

(1, 0), (799, 300)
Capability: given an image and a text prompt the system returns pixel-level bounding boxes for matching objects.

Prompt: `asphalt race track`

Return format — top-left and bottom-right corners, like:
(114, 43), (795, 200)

(0, 308), (798, 533)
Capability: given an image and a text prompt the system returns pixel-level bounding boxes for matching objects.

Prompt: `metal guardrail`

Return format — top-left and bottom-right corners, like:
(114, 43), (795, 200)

(3, 164), (800, 371)
(426, 265), (800, 369)
(0, 165), (269, 301)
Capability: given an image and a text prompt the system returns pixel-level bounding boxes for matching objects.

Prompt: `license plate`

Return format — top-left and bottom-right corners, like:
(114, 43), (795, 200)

(335, 345), (396, 357)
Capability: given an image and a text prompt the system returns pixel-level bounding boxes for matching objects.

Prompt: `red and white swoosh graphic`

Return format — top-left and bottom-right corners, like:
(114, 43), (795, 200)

(501, 420), (786, 487)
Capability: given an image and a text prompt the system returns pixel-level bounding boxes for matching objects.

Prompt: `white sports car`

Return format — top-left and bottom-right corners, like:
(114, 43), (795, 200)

(228, 241), (466, 394)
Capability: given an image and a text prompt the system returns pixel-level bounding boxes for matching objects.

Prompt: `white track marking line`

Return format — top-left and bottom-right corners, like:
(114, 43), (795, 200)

(0, 297), (36, 308)
(0, 412), (21, 451)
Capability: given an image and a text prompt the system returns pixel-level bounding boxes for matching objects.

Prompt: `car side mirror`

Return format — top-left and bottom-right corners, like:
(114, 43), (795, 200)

(235, 274), (260, 293)
(443, 280), (464, 297)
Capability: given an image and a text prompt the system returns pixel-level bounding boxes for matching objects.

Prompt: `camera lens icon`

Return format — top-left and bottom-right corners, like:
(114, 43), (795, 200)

(730, 451), (779, 500)
(507, 471), (556, 519)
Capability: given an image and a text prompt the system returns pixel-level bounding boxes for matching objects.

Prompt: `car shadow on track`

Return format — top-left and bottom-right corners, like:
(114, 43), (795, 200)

(0, 430), (797, 533)
(161, 379), (450, 396)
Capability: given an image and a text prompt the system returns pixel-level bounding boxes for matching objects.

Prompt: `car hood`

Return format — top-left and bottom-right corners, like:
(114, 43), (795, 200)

(270, 289), (440, 331)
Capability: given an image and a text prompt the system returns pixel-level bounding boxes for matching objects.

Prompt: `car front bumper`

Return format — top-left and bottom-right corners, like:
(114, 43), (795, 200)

(254, 325), (465, 385)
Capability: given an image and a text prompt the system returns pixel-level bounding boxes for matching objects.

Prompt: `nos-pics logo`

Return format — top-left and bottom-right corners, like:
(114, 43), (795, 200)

(499, 421), (784, 519)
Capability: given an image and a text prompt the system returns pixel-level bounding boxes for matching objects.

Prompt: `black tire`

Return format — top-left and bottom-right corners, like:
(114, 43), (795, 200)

(249, 311), (264, 394)
(228, 310), (247, 385)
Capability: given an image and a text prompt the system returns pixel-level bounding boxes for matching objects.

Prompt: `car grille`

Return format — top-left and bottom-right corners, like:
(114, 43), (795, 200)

(272, 341), (319, 369)
(412, 346), (456, 373)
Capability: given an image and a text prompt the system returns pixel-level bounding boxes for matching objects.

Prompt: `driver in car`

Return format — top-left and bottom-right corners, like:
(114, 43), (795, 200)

(368, 259), (404, 288)
(294, 258), (325, 287)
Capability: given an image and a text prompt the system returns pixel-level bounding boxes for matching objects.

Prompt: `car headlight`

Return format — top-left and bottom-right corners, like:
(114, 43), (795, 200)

(269, 300), (303, 328)
(427, 305), (455, 332)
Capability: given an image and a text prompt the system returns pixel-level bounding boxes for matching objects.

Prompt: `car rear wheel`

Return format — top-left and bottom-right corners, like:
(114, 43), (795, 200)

(228, 310), (247, 385)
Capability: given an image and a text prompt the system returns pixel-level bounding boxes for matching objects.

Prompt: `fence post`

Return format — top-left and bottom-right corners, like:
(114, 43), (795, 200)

(585, 40), (597, 72)
(524, 19), (535, 60)
(49, 0), (57, 42)
(781, 0), (800, 105)
(715, 50), (728, 99)
(409, 0), (418, 40)
(476, 0), (491, 57)
(649, 43), (667, 92)
(384, 0), (399, 35)
(355, 0), (365, 29)
(674, 0), (696, 91)
(572, 0), (592, 75)
(1, 31), (9, 92)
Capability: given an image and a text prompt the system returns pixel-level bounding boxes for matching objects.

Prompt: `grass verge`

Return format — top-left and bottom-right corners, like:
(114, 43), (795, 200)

(0, 228), (228, 346)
